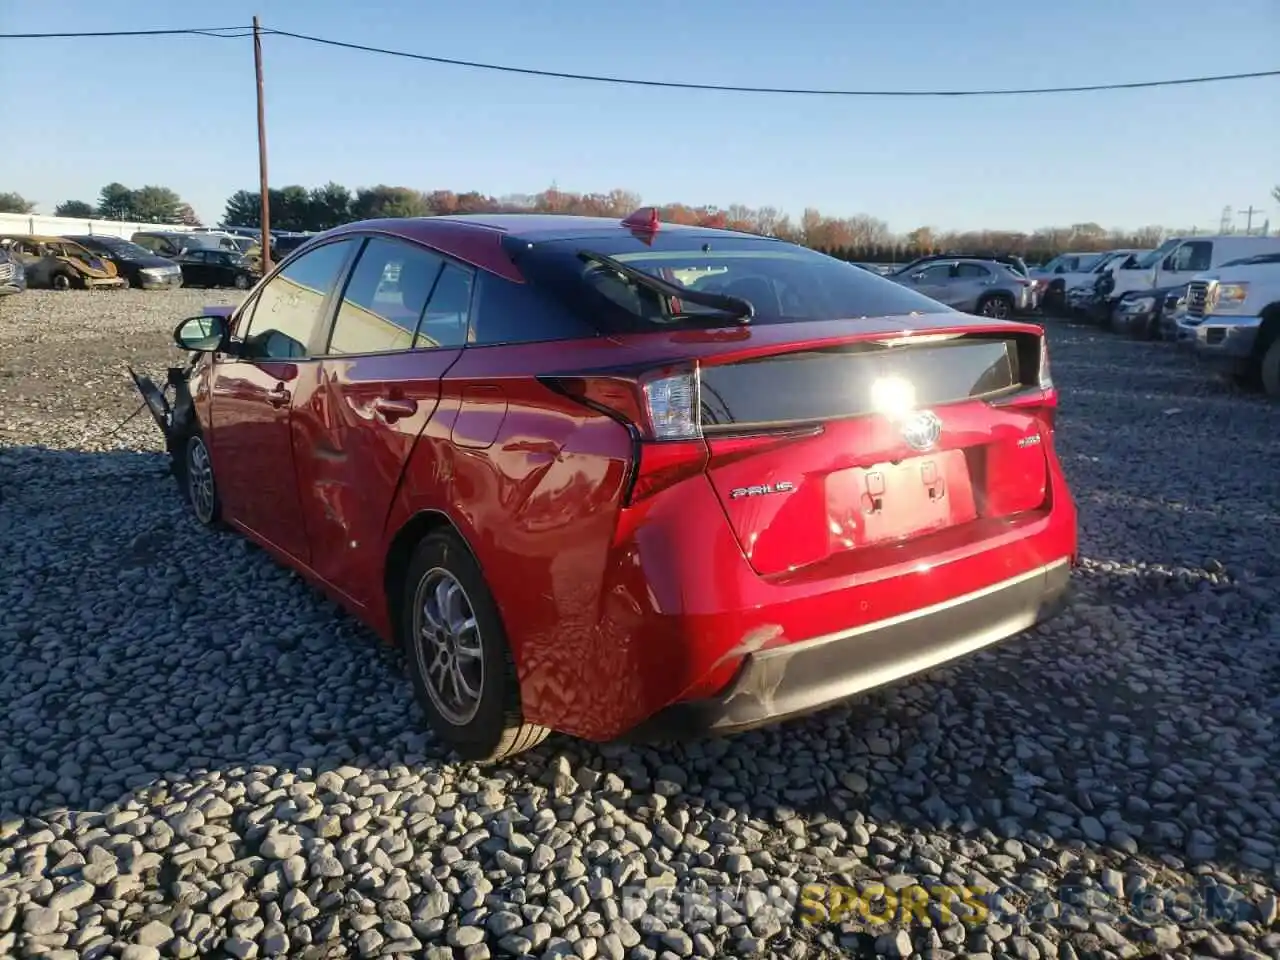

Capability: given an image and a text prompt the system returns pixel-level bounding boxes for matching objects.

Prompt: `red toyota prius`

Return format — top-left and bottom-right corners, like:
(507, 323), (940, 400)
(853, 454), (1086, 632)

(135, 210), (1077, 762)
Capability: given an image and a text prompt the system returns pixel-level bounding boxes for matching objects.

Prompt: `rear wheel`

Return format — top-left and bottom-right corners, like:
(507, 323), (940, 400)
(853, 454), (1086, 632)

(233, 273), (251, 290)
(400, 529), (549, 763)
(50, 272), (72, 291)
(977, 294), (1013, 319)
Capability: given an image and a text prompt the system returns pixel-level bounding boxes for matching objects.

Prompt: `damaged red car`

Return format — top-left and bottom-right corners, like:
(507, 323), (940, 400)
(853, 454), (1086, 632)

(133, 210), (1077, 762)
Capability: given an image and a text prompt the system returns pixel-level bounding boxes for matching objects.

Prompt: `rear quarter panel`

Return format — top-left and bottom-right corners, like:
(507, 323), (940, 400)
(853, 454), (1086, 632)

(379, 338), (638, 729)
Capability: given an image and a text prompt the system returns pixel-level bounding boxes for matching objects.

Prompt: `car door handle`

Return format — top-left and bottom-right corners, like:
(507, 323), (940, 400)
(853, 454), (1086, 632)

(267, 385), (291, 407)
(374, 396), (418, 422)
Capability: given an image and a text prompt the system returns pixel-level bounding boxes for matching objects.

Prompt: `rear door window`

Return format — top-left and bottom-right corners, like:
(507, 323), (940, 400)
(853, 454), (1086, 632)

(468, 270), (599, 345)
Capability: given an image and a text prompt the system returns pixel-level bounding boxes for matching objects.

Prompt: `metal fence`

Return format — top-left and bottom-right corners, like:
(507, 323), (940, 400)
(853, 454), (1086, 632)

(0, 212), (201, 239)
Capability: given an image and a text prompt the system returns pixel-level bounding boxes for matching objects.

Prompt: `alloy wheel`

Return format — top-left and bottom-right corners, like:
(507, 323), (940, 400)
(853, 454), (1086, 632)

(186, 436), (216, 524)
(981, 298), (1010, 319)
(413, 568), (485, 725)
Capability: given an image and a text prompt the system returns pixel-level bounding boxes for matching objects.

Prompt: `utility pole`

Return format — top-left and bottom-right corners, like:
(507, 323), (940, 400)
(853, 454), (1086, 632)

(1239, 204), (1261, 234)
(253, 16), (272, 274)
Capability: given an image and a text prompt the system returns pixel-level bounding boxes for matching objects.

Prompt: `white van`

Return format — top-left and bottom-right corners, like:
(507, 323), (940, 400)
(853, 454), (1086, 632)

(1101, 234), (1280, 315)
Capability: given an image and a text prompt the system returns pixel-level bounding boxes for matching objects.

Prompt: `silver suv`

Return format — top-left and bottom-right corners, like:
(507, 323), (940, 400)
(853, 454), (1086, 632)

(889, 258), (1033, 318)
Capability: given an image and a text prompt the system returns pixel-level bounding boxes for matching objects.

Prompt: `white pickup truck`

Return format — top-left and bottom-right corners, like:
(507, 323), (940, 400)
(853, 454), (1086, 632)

(1099, 235), (1280, 323)
(1176, 252), (1280, 397)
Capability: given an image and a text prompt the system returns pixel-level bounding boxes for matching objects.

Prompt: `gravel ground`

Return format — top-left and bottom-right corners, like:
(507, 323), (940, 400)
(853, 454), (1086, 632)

(0, 290), (1277, 960)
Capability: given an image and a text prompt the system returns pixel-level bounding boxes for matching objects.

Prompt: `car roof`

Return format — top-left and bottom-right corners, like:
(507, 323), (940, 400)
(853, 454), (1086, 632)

(325, 213), (766, 246)
(312, 213), (783, 283)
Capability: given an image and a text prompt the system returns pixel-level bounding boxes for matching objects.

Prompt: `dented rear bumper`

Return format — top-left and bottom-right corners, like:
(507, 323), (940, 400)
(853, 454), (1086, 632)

(628, 558), (1072, 739)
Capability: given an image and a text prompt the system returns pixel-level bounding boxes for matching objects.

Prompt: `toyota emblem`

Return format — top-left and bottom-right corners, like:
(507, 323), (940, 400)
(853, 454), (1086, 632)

(900, 410), (942, 452)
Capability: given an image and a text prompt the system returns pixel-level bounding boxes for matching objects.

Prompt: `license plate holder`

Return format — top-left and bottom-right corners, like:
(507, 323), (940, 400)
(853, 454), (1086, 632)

(826, 450), (977, 548)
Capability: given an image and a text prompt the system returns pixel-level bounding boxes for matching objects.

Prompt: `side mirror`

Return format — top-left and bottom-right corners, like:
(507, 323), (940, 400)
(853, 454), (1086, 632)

(173, 314), (229, 352)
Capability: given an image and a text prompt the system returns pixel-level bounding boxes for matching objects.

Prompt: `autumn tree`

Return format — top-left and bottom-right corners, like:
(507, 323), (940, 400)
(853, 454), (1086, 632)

(215, 181), (1194, 258)
(0, 192), (36, 214)
(55, 200), (96, 218)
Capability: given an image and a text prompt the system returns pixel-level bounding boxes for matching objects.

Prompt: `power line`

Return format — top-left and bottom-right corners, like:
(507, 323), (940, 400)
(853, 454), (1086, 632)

(4, 23), (1278, 97)
(0, 26), (253, 39)
(264, 27), (1279, 98)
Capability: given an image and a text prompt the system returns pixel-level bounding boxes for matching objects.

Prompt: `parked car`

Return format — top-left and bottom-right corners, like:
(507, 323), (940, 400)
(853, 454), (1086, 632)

(131, 231), (238, 259)
(1111, 284), (1183, 340)
(271, 233), (314, 259)
(175, 249), (259, 289)
(896, 252), (1032, 279)
(1096, 235), (1280, 326)
(0, 235), (127, 290)
(131, 209), (1076, 761)
(1030, 251), (1107, 278)
(64, 235), (184, 290)
(1182, 252), (1280, 396)
(0, 243), (27, 298)
(1157, 286), (1189, 341)
(888, 257), (1035, 318)
(1035, 249), (1151, 314)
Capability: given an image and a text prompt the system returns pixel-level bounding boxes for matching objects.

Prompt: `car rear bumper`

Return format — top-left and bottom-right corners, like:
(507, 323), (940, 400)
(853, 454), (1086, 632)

(86, 277), (127, 289)
(629, 557), (1072, 739)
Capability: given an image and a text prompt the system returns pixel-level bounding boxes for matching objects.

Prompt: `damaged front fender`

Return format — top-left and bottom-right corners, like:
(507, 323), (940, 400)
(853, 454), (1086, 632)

(128, 362), (198, 474)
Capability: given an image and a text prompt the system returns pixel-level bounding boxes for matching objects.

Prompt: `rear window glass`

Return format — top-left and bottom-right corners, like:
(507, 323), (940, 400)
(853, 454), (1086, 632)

(508, 235), (950, 333)
(469, 270), (600, 345)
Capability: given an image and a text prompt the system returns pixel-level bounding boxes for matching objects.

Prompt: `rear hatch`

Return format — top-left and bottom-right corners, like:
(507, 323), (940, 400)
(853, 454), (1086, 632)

(695, 331), (1052, 577)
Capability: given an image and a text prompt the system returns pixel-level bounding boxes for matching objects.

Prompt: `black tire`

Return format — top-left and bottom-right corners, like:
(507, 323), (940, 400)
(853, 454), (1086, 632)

(1260, 337), (1280, 400)
(1044, 281), (1065, 315)
(233, 273), (251, 290)
(50, 272), (72, 291)
(400, 529), (549, 763)
(179, 430), (221, 527)
(118, 277), (131, 290)
(977, 293), (1014, 320)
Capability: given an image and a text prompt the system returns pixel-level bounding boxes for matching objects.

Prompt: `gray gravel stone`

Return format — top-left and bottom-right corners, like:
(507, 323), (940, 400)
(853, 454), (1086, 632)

(1, 295), (1279, 960)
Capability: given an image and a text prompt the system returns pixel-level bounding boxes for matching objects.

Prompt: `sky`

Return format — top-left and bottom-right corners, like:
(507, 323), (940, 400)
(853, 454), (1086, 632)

(1, 0), (1276, 234)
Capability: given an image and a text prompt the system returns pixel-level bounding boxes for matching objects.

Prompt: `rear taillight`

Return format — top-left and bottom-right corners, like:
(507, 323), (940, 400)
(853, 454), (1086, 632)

(990, 334), (1056, 433)
(642, 367), (701, 440)
(542, 365), (708, 504)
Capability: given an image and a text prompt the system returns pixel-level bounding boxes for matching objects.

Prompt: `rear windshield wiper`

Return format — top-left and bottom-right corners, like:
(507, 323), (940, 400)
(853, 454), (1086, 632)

(578, 249), (754, 324)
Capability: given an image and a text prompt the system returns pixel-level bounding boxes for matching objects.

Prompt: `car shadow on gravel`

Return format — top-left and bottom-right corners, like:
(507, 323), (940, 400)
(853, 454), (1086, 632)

(2, 444), (1277, 931)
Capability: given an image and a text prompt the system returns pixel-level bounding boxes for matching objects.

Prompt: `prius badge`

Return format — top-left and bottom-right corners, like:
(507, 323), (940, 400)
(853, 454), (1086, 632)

(900, 410), (942, 453)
